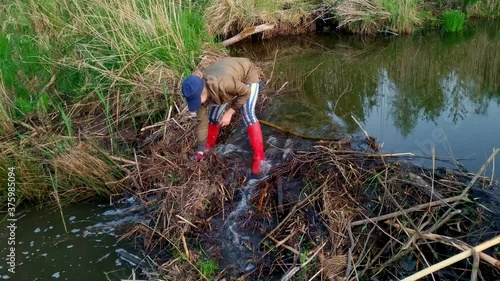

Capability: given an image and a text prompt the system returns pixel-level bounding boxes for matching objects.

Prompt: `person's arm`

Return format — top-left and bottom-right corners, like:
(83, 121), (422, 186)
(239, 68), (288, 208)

(219, 107), (235, 127)
(229, 79), (251, 111)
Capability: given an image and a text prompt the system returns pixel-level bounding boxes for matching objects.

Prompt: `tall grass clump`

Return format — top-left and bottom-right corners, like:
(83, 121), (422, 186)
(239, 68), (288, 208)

(379, 0), (426, 33)
(205, 0), (314, 38)
(469, 0), (500, 18)
(0, 82), (14, 136)
(1, 0), (216, 206)
(332, 0), (427, 34)
(0, 137), (126, 206)
(55, 0), (212, 122)
(333, 0), (392, 34)
(442, 10), (466, 32)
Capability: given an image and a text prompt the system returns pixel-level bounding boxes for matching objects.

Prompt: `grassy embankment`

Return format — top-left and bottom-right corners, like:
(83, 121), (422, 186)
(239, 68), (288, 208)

(0, 0), (212, 205)
(1, 0), (499, 209)
(205, 0), (500, 36)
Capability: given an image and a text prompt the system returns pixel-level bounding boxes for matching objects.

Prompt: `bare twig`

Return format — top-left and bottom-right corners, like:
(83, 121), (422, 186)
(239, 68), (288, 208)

(260, 119), (341, 141)
(471, 248), (480, 281)
(351, 195), (464, 226)
(351, 115), (369, 141)
(401, 236), (500, 281)
(134, 149), (144, 190)
(390, 223), (500, 269)
(461, 148), (499, 196)
(269, 233), (300, 256)
(345, 223), (356, 278)
(280, 242), (326, 281)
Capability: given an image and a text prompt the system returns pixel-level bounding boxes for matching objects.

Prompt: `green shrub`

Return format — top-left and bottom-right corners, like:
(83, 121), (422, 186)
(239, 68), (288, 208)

(442, 10), (466, 32)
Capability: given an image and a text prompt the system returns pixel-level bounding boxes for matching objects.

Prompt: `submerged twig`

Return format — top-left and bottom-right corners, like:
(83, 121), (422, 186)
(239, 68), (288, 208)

(260, 119), (342, 142)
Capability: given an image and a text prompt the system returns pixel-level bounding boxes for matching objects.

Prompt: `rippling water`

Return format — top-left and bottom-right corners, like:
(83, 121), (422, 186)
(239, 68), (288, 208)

(236, 20), (500, 177)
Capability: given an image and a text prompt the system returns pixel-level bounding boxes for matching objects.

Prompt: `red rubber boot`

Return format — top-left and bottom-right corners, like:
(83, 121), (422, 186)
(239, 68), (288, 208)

(247, 121), (265, 175)
(206, 123), (220, 150)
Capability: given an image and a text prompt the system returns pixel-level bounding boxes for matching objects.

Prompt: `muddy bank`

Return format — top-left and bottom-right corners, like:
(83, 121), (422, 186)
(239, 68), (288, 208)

(124, 110), (500, 280)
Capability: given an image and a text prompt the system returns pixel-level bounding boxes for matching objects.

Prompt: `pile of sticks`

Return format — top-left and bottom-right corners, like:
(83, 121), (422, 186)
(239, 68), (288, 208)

(254, 143), (500, 281)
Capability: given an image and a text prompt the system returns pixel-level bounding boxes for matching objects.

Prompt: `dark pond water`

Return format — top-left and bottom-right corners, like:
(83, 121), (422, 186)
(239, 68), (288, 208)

(0, 199), (145, 280)
(234, 20), (500, 178)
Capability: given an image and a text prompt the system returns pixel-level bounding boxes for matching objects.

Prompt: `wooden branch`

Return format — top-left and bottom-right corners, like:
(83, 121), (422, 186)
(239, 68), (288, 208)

(277, 177), (284, 213)
(351, 195), (463, 226)
(471, 248), (479, 281)
(280, 242), (326, 281)
(345, 224), (356, 278)
(109, 155), (137, 165)
(269, 232), (300, 256)
(401, 235), (500, 281)
(222, 24), (275, 47)
(260, 119), (341, 142)
(351, 115), (370, 140)
(460, 148), (499, 196)
(390, 223), (500, 269)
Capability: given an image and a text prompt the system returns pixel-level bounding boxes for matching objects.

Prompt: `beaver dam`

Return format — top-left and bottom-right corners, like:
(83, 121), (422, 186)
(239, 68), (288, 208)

(118, 105), (500, 281)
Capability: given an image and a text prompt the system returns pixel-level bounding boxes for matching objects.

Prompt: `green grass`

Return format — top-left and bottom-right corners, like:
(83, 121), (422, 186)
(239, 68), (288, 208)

(442, 10), (466, 32)
(379, 0), (429, 33)
(197, 258), (219, 277)
(0, 0), (215, 206)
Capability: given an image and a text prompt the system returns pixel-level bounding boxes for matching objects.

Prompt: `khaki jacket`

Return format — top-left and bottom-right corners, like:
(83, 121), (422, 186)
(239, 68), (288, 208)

(196, 57), (260, 149)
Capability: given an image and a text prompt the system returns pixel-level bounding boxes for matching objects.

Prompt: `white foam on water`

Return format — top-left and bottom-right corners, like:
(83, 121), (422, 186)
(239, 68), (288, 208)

(225, 176), (269, 248)
(1, 275), (10, 279)
(52, 272), (60, 278)
(69, 216), (76, 221)
(34, 228), (41, 233)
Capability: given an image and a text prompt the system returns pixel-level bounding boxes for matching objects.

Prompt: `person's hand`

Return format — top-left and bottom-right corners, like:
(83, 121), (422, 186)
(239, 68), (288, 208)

(191, 151), (205, 161)
(220, 109), (235, 127)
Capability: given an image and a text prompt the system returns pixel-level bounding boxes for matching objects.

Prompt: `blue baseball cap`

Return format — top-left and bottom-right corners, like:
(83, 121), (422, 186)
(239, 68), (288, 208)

(181, 75), (204, 112)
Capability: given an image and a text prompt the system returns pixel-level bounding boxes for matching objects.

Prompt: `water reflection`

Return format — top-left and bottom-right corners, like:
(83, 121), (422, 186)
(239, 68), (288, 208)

(234, 20), (500, 174)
